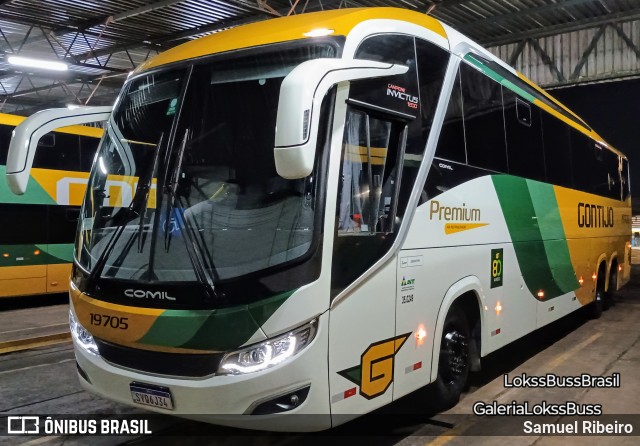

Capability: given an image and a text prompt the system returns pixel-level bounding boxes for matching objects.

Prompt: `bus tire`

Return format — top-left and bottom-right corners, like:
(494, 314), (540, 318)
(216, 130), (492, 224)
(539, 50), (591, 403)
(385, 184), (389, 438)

(432, 305), (470, 410)
(588, 286), (604, 319)
(604, 266), (617, 310)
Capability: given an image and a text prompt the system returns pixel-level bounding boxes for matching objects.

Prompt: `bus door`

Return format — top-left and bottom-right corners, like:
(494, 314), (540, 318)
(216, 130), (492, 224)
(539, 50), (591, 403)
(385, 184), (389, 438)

(328, 102), (411, 420)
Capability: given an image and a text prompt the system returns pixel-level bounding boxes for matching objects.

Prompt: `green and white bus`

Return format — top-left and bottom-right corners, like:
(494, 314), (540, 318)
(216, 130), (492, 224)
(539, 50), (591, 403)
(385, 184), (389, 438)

(6, 7), (631, 431)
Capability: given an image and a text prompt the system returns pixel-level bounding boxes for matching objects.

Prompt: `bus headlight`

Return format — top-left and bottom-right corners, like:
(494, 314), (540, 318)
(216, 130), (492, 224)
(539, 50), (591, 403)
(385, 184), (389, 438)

(69, 310), (99, 356)
(218, 318), (318, 375)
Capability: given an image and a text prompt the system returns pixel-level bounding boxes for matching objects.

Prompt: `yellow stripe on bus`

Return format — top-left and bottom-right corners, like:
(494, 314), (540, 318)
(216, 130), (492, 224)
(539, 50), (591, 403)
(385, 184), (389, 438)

(136, 8), (447, 72)
(0, 112), (103, 138)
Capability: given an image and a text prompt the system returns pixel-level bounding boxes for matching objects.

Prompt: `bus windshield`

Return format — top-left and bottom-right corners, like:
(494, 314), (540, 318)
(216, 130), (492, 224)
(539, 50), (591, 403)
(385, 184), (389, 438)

(76, 41), (339, 287)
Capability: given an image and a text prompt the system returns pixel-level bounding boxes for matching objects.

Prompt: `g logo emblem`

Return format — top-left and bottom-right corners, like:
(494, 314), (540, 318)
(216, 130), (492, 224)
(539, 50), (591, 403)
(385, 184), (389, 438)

(338, 333), (411, 399)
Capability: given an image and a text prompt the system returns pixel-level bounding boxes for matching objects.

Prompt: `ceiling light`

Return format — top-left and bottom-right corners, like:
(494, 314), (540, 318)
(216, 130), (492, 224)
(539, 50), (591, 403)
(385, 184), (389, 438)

(7, 55), (68, 71)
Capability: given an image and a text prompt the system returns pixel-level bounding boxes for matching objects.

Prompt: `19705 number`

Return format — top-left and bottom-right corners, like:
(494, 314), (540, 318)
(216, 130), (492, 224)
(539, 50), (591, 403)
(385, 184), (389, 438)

(89, 313), (129, 330)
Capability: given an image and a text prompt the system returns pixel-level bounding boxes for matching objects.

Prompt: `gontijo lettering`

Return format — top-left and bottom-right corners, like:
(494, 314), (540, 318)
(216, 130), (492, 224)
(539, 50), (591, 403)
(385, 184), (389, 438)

(577, 202), (614, 228)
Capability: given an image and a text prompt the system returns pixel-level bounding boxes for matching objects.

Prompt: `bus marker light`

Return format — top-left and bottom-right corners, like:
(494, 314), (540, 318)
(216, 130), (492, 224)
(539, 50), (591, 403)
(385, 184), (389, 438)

(303, 28), (334, 37)
(2, 253), (8, 258)
(579, 277), (584, 285)
(495, 302), (502, 315)
(537, 290), (544, 298)
(34, 250), (40, 255)
(415, 326), (427, 345)
(592, 273), (597, 280)
(619, 265), (623, 271)
(413, 361), (422, 371)
(491, 328), (501, 336)
(344, 387), (357, 399)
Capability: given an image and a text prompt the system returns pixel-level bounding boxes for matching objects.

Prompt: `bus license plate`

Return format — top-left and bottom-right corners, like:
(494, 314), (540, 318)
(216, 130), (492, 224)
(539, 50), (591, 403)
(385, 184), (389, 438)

(130, 382), (174, 410)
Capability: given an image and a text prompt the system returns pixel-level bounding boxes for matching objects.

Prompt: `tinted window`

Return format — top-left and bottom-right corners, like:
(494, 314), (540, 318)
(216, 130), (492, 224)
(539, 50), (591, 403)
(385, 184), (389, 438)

(434, 68), (466, 163)
(48, 206), (81, 244)
(415, 38), (450, 142)
(79, 135), (101, 171)
(603, 149), (621, 200)
(504, 90), (545, 181)
(460, 62), (507, 172)
(352, 34), (419, 118)
(33, 132), (82, 171)
(0, 204), (47, 244)
(622, 158), (630, 200)
(0, 124), (12, 165)
(542, 111), (573, 188)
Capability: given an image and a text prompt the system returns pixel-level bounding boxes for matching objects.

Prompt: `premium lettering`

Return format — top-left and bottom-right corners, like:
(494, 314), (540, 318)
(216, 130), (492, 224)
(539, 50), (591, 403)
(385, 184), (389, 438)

(430, 200), (481, 222)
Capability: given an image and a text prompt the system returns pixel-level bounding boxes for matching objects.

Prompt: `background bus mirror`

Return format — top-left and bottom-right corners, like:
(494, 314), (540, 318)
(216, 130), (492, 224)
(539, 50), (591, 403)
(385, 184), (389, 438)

(274, 58), (408, 179)
(6, 106), (112, 195)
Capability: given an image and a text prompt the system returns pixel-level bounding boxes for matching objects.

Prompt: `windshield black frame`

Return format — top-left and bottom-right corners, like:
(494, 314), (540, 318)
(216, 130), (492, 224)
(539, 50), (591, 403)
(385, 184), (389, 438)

(73, 37), (343, 309)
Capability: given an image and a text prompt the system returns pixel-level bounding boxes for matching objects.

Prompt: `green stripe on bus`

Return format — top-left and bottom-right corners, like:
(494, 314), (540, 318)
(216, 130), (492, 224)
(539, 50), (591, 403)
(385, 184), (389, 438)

(463, 54), (536, 103)
(36, 243), (75, 263)
(492, 175), (572, 300)
(0, 165), (56, 205)
(138, 289), (294, 350)
(0, 243), (72, 266)
(526, 181), (580, 293)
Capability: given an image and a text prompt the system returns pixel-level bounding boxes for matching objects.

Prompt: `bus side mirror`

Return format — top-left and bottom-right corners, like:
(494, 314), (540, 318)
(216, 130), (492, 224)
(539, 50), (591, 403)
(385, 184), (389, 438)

(274, 58), (408, 179)
(6, 106), (112, 195)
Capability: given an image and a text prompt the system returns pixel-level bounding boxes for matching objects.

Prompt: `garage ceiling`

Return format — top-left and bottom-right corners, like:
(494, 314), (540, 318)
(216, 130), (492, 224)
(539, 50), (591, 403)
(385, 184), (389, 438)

(0, 0), (638, 114)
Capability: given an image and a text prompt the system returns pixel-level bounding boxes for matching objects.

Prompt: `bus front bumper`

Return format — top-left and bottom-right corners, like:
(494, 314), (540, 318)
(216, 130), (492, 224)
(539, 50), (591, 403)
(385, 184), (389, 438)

(73, 312), (331, 432)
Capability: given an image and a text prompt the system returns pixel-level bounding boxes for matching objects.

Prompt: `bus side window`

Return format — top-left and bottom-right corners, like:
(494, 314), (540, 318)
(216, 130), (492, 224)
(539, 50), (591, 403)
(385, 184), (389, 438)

(622, 158), (630, 201)
(33, 132), (82, 171)
(603, 149), (621, 200)
(433, 67), (465, 164)
(541, 111), (573, 189)
(332, 106), (408, 297)
(0, 124), (13, 165)
(504, 91), (545, 182)
(337, 109), (403, 235)
(460, 62), (507, 173)
(79, 135), (101, 171)
(571, 129), (607, 196)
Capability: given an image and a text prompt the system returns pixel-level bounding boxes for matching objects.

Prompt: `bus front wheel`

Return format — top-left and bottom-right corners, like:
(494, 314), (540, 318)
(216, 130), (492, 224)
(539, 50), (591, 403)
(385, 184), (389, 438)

(432, 305), (470, 410)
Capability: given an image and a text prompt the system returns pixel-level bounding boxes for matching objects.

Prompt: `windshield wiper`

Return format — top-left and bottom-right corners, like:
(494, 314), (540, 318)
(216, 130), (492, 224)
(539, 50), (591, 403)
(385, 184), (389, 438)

(137, 133), (164, 253)
(163, 129), (220, 300)
(87, 132), (164, 285)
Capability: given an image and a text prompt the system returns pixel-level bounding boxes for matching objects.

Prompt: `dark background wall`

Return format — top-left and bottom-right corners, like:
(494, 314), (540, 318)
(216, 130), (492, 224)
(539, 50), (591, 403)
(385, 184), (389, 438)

(551, 79), (640, 214)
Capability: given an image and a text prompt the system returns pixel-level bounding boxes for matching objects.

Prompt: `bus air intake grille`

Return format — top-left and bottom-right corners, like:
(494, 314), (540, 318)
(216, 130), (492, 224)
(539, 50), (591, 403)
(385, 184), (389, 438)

(95, 339), (224, 377)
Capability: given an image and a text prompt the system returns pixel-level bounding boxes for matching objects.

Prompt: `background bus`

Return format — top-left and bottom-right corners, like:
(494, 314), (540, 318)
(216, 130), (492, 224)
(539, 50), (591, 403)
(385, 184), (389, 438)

(0, 112), (102, 298)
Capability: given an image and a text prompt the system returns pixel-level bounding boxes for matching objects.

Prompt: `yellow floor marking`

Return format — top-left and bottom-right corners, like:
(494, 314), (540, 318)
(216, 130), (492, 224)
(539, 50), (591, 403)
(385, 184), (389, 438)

(424, 419), (475, 446)
(0, 323), (67, 336)
(19, 435), (64, 445)
(537, 332), (601, 373)
(0, 332), (71, 355)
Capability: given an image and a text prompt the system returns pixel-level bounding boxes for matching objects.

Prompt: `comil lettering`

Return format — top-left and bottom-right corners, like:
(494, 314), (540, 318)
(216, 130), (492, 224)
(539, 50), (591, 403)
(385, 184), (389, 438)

(430, 200), (481, 222)
(577, 203), (614, 228)
(124, 289), (176, 301)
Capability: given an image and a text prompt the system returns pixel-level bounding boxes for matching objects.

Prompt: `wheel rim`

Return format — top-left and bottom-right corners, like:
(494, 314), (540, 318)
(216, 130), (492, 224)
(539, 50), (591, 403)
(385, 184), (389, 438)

(441, 328), (468, 384)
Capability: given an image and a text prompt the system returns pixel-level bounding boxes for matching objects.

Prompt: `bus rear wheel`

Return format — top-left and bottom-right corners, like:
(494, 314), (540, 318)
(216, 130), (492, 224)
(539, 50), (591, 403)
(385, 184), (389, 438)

(432, 306), (470, 410)
(588, 285), (604, 319)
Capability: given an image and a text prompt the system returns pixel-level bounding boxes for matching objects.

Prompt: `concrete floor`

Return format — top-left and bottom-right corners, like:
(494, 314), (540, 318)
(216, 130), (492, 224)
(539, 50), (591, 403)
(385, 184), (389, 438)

(1, 261), (640, 445)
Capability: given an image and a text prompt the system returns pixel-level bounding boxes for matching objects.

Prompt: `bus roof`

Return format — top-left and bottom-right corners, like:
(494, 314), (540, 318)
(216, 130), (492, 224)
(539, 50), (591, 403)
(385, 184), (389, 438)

(135, 7), (446, 73)
(0, 112), (103, 139)
(133, 7), (623, 159)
